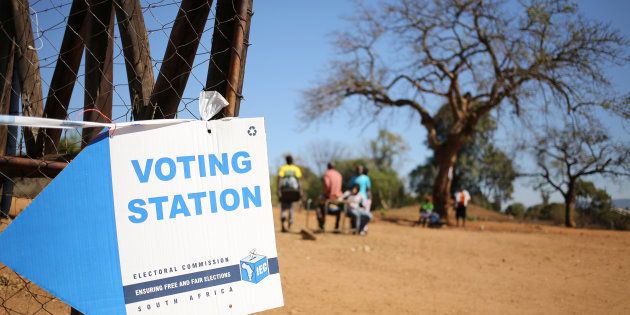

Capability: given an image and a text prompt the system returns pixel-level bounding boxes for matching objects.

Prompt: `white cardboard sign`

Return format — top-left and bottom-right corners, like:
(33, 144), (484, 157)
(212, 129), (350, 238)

(109, 118), (283, 314)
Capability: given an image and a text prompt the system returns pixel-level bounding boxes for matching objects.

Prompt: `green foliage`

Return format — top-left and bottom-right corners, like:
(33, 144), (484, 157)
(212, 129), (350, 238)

(408, 159), (436, 198)
(369, 167), (410, 210)
(300, 166), (323, 203)
(526, 181), (630, 230)
(506, 203), (526, 219)
(575, 180), (629, 230)
(588, 209), (630, 231)
(369, 129), (409, 170)
(526, 203), (565, 225)
(57, 134), (82, 155)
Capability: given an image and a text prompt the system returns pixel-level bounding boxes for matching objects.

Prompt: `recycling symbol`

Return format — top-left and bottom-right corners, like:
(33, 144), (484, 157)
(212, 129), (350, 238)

(247, 126), (257, 136)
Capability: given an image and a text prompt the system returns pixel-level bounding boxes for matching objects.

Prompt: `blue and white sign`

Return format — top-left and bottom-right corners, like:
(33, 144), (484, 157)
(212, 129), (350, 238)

(0, 118), (283, 314)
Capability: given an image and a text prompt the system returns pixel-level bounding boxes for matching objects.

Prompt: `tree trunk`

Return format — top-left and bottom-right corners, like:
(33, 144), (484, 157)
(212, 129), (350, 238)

(564, 185), (576, 228)
(432, 146), (458, 223)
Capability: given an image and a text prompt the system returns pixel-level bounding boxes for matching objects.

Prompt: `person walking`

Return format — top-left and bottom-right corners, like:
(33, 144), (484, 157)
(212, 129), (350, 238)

(454, 187), (471, 227)
(277, 155), (302, 232)
(318, 162), (343, 232)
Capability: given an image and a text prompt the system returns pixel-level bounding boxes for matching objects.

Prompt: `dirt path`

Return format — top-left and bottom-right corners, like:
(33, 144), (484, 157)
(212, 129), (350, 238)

(267, 206), (630, 314)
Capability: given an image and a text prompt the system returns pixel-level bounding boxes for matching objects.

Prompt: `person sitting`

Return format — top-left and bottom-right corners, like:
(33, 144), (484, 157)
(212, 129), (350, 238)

(427, 211), (442, 228)
(417, 195), (434, 227)
(317, 162), (344, 232)
(343, 184), (372, 236)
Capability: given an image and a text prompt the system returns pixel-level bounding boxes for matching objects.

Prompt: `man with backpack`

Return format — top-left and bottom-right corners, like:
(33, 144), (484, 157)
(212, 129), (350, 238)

(277, 155), (302, 232)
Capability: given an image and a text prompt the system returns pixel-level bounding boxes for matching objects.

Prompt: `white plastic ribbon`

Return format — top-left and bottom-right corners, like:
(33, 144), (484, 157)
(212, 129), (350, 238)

(0, 115), (193, 130)
(0, 90), (229, 131)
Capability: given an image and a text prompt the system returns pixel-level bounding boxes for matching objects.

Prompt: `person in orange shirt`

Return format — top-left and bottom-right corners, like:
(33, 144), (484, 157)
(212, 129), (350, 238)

(454, 187), (471, 227)
(317, 162), (343, 232)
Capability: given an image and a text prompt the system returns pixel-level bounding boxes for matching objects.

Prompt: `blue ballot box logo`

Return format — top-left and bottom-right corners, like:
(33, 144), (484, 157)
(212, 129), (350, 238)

(240, 252), (270, 284)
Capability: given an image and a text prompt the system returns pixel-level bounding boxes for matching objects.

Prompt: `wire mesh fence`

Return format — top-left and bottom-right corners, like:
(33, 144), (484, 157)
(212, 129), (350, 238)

(0, 0), (252, 313)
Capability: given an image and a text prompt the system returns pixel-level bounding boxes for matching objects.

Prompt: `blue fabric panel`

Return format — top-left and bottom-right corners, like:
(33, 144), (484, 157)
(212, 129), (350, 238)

(0, 134), (125, 314)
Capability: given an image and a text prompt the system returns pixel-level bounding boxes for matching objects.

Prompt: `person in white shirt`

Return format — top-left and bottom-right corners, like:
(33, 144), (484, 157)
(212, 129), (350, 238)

(344, 184), (372, 235)
(454, 187), (471, 227)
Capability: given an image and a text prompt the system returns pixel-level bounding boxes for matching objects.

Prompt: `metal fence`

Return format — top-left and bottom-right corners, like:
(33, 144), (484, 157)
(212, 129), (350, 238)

(0, 0), (253, 313)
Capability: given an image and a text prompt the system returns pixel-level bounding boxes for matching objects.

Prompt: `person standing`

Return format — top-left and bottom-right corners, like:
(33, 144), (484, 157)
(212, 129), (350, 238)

(277, 155), (302, 232)
(318, 162), (343, 232)
(352, 165), (372, 211)
(454, 187), (471, 227)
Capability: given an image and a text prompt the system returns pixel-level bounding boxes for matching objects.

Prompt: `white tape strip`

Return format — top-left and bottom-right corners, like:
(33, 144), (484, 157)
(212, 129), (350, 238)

(0, 115), (195, 130)
(0, 115), (113, 129)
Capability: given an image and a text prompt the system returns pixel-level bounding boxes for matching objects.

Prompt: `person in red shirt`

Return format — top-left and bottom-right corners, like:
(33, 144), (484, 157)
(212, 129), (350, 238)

(317, 162), (343, 232)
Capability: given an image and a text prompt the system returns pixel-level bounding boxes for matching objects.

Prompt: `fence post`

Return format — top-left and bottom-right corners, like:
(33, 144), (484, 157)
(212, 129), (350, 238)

(0, 68), (20, 217)
(206, 0), (253, 118)
(37, 0), (90, 156)
(149, 0), (214, 119)
(82, 0), (114, 147)
(114, 0), (155, 121)
(9, 0), (43, 157)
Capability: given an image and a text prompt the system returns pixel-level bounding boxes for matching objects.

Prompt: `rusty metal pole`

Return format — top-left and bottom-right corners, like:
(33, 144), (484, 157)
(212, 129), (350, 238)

(0, 4), (15, 155)
(82, 0), (114, 147)
(232, 0), (253, 117)
(0, 68), (19, 217)
(206, 0), (253, 118)
(114, 0), (155, 121)
(37, 0), (90, 156)
(9, 0), (44, 157)
(149, 0), (213, 119)
(0, 155), (68, 178)
(223, 0), (251, 117)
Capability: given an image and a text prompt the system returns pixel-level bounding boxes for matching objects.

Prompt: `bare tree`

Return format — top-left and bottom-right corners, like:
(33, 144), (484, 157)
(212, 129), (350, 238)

(305, 140), (349, 175)
(531, 124), (629, 227)
(301, 0), (627, 220)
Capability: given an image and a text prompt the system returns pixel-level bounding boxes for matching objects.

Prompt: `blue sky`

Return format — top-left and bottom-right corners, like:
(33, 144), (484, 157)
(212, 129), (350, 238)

(29, 0), (629, 206)
(240, 0), (630, 205)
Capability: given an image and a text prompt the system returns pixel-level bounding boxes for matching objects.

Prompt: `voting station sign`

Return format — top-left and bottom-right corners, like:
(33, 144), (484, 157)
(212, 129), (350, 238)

(0, 118), (283, 314)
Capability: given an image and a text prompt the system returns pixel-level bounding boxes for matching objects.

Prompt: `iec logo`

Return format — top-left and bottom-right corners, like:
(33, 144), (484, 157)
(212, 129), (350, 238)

(240, 252), (269, 284)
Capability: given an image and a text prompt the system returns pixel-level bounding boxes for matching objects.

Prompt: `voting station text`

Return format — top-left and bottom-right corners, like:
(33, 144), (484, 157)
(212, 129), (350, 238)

(126, 151), (261, 223)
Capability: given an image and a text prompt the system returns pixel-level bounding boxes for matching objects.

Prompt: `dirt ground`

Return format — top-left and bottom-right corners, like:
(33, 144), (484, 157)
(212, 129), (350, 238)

(2, 204), (629, 314)
(267, 206), (630, 315)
